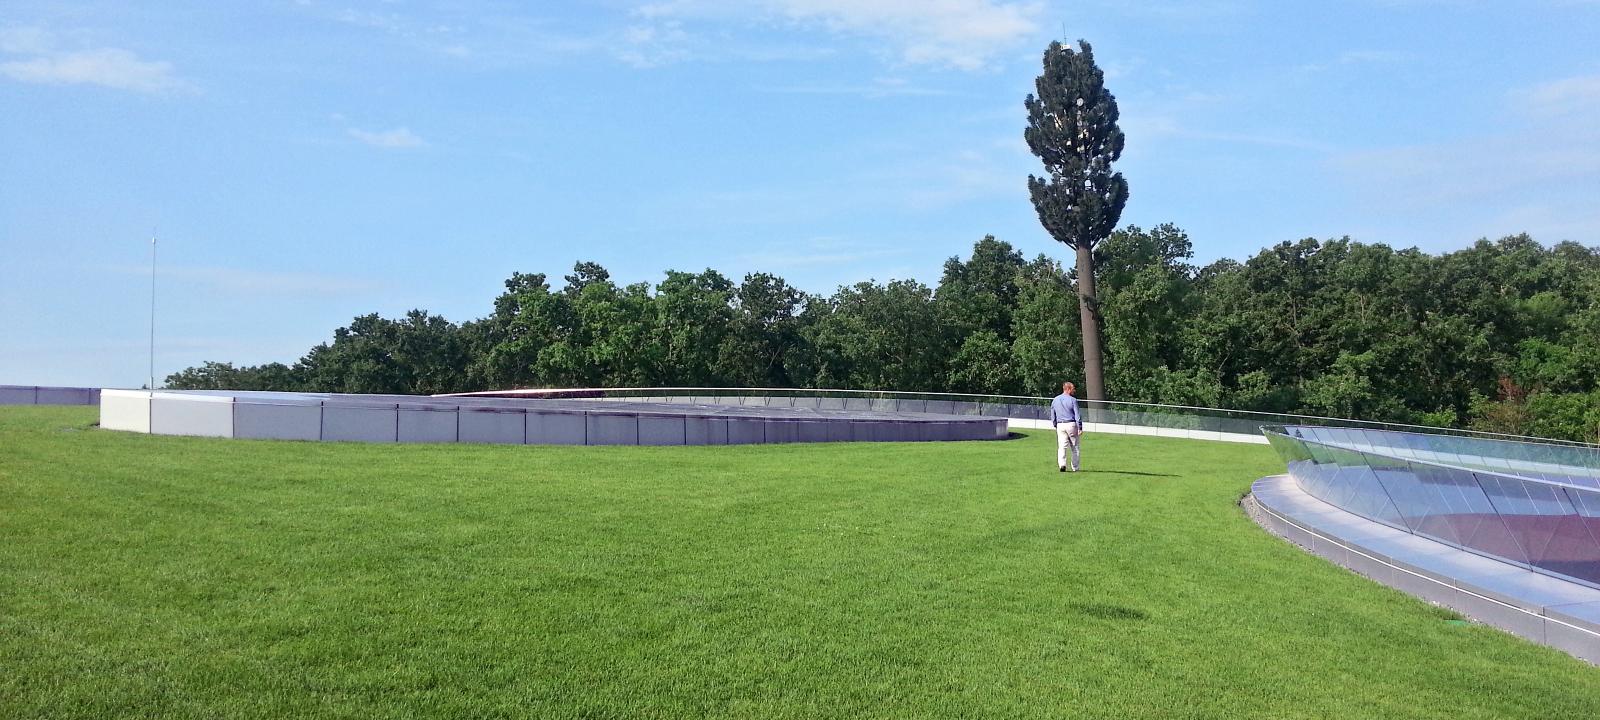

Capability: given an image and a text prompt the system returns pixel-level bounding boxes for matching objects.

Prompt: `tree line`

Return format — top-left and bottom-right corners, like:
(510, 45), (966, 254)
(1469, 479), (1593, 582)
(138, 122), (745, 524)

(166, 228), (1600, 442)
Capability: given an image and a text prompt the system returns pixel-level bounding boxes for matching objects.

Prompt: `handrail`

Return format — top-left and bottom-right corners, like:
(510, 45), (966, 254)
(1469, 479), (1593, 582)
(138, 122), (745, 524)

(1261, 426), (1599, 492)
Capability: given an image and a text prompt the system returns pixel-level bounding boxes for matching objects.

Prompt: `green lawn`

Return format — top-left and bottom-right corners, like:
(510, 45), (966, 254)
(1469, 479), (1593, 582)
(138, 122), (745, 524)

(2, 406), (1596, 719)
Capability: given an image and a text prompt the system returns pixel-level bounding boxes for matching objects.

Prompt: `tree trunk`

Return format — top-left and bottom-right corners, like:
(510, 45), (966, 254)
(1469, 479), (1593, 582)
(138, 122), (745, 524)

(1076, 242), (1105, 400)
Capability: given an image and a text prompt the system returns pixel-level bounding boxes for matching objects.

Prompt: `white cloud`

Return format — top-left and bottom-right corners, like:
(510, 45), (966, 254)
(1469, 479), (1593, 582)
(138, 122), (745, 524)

(349, 127), (427, 149)
(634, 0), (1042, 70)
(0, 28), (190, 94)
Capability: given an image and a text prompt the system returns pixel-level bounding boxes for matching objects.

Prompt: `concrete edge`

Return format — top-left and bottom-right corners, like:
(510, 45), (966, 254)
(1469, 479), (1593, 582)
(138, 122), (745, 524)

(1245, 476), (1600, 665)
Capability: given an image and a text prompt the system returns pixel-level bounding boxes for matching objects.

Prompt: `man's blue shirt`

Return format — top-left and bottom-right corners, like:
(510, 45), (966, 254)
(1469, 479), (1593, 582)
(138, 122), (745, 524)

(1050, 393), (1081, 429)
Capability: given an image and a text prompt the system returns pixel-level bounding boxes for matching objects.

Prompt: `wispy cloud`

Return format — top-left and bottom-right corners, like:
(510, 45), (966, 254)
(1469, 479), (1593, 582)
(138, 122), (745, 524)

(756, 76), (955, 98)
(1517, 73), (1600, 117)
(308, 4), (595, 68)
(1337, 49), (1409, 65)
(349, 127), (427, 149)
(1331, 73), (1600, 245)
(737, 238), (908, 270)
(633, 0), (1042, 70)
(0, 27), (191, 94)
(111, 264), (387, 296)
(1121, 115), (1333, 153)
(1336, 73), (1600, 204)
(617, 20), (692, 67)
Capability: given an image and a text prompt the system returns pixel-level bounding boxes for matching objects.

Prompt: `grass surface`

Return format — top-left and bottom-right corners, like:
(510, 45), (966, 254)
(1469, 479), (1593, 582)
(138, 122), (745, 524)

(2, 406), (1597, 719)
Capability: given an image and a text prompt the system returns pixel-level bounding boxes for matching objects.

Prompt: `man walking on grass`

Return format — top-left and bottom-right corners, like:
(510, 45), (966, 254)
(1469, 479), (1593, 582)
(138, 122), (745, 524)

(1050, 381), (1084, 473)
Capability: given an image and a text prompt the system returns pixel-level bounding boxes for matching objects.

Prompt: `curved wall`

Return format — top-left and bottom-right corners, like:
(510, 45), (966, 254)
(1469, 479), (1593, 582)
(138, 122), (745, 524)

(1264, 425), (1600, 589)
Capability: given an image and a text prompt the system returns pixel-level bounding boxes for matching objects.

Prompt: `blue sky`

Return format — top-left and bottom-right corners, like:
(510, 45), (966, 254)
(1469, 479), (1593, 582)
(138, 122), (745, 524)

(3, 1), (1598, 387)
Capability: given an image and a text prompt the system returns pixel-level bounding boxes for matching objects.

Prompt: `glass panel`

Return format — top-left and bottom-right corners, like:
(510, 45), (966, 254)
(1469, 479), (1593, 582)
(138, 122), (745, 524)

(1368, 452), (1426, 534)
(1524, 485), (1600, 585)
(1460, 471), (1532, 566)
(1351, 451), (1406, 529)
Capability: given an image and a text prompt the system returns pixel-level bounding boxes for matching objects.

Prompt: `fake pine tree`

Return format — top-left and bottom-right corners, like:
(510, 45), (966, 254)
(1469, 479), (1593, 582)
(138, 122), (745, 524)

(1025, 39), (1128, 401)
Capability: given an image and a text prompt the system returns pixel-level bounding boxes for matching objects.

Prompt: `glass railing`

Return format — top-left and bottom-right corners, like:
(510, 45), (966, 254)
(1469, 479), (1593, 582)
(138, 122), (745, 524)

(1263, 424), (1600, 589)
(451, 386), (1598, 447)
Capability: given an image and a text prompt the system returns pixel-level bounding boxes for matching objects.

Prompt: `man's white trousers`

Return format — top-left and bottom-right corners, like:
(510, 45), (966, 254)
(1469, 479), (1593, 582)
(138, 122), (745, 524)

(1056, 425), (1080, 471)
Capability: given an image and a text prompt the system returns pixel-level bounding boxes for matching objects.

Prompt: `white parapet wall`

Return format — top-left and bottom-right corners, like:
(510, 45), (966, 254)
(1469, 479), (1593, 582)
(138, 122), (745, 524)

(1006, 417), (1269, 445)
(149, 391), (234, 438)
(99, 389), (152, 433)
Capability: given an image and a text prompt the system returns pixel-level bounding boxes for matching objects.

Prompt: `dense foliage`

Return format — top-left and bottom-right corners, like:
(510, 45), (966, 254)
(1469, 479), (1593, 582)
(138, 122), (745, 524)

(167, 230), (1600, 441)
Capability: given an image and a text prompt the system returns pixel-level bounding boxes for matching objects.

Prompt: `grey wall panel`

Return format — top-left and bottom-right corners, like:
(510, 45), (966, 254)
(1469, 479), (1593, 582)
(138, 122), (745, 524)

(36, 387), (93, 405)
(691, 396), (716, 405)
(1, 386), (103, 405)
(844, 398), (870, 411)
(925, 400), (956, 415)
(234, 402), (322, 441)
(727, 418), (765, 444)
(869, 398), (896, 412)
(899, 399), (928, 413)
(399, 409), (457, 443)
(150, 397), (233, 438)
(587, 414), (639, 445)
(795, 421), (830, 443)
(818, 397), (845, 411)
(323, 405), (399, 443)
(764, 420), (799, 444)
(685, 417), (728, 445)
(459, 409), (525, 445)
(528, 412), (587, 445)
(639, 415), (687, 446)
(790, 396), (821, 409)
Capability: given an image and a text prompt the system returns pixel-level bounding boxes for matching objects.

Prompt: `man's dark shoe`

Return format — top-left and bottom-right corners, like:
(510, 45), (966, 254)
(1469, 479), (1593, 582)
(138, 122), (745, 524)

(1059, 466), (1066, 473)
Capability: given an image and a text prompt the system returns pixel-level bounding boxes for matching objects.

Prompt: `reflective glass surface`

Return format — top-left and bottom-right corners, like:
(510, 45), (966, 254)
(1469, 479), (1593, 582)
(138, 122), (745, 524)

(1264, 425), (1600, 589)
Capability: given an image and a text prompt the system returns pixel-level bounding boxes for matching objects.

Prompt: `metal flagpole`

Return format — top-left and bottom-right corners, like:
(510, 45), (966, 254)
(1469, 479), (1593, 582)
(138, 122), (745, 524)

(150, 236), (157, 391)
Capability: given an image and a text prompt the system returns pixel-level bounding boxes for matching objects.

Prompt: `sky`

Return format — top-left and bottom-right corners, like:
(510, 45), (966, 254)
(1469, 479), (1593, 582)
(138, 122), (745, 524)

(3, 1), (1599, 388)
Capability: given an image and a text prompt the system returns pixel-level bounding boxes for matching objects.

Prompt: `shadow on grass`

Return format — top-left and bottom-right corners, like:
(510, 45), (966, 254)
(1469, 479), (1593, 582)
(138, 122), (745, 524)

(1067, 602), (1149, 621)
(1081, 469), (1179, 478)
